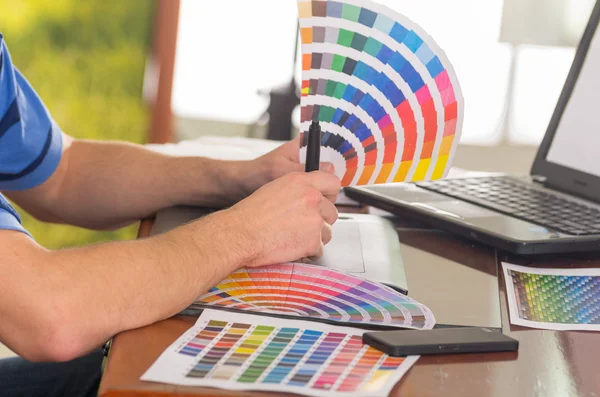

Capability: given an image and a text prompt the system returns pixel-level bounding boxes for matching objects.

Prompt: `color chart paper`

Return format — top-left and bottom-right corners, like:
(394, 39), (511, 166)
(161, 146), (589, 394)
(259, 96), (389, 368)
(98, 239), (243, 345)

(298, 0), (464, 186)
(142, 309), (419, 396)
(189, 262), (435, 330)
(503, 262), (600, 331)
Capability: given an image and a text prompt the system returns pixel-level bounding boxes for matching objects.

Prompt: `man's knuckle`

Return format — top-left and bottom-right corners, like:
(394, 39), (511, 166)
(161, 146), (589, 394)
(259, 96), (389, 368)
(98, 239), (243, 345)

(303, 189), (321, 206)
(332, 176), (342, 190)
(330, 205), (339, 219)
(309, 239), (321, 254)
(313, 213), (324, 227)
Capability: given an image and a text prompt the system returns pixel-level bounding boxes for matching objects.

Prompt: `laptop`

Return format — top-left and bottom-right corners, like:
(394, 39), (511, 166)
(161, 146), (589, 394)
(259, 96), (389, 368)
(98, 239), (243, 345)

(345, 1), (600, 255)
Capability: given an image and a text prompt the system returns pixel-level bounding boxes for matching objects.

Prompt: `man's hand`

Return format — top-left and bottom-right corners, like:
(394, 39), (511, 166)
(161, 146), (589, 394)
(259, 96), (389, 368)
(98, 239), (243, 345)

(240, 137), (335, 198)
(223, 171), (341, 267)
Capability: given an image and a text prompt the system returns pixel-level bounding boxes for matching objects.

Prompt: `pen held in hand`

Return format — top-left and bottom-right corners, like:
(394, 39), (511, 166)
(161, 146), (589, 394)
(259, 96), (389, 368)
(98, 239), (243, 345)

(305, 120), (321, 172)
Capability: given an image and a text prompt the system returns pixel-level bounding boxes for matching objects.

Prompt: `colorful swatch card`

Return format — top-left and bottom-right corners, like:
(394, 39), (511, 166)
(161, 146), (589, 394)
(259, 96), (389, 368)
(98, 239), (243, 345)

(189, 262), (435, 330)
(503, 262), (600, 331)
(142, 309), (419, 396)
(297, 0), (464, 186)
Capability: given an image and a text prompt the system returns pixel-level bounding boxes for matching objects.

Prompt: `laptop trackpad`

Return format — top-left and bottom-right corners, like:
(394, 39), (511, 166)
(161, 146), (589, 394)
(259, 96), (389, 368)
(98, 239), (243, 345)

(416, 200), (499, 219)
(313, 218), (365, 273)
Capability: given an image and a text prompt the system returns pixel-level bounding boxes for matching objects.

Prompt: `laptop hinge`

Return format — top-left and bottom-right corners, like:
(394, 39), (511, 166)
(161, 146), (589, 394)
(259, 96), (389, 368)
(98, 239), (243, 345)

(531, 174), (547, 184)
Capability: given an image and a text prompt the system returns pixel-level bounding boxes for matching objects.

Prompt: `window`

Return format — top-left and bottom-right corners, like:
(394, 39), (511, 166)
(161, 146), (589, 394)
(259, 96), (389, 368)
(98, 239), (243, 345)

(173, 0), (299, 124)
(509, 45), (576, 144)
(172, 0), (593, 145)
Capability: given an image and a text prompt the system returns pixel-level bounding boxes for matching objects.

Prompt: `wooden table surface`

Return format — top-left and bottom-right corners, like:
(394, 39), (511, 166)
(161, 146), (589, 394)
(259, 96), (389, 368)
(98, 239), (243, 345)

(98, 207), (600, 397)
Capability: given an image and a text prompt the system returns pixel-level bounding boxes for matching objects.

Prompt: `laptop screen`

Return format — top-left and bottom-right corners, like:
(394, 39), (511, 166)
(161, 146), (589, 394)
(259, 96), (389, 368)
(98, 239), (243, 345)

(545, 21), (600, 178)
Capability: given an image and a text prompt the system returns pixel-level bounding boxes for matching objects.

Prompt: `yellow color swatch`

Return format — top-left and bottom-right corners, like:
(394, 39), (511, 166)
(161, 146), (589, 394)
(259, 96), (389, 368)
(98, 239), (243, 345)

(235, 348), (255, 354)
(224, 289), (246, 297)
(412, 158), (431, 181)
(431, 155), (449, 179)
(361, 371), (393, 391)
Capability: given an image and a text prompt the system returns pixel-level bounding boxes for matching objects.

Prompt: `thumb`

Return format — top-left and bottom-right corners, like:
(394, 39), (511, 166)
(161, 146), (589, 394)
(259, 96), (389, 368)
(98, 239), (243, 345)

(320, 162), (335, 174)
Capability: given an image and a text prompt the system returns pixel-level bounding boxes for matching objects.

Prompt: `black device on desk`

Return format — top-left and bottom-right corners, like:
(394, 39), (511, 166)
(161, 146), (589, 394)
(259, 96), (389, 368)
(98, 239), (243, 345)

(346, 1), (600, 255)
(363, 327), (519, 357)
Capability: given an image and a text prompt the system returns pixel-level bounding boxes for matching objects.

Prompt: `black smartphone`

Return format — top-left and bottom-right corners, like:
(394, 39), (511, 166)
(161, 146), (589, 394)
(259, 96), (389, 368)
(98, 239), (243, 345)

(363, 327), (519, 356)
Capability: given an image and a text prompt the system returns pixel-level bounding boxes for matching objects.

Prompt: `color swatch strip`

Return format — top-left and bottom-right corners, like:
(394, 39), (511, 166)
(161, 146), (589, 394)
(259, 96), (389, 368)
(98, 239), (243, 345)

(262, 329), (321, 384)
(238, 327), (297, 383)
(503, 262), (600, 331)
(298, 0), (463, 186)
(192, 262), (435, 330)
(142, 309), (420, 397)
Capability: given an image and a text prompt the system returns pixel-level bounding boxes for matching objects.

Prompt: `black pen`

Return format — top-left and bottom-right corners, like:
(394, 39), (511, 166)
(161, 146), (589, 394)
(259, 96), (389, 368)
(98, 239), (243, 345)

(305, 120), (321, 172)
(382, 283), (409, 296)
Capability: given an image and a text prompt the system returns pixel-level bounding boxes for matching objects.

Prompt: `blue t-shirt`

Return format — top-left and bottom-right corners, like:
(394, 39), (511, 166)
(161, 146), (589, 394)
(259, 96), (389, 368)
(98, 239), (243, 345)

(0, 34), (63, 235)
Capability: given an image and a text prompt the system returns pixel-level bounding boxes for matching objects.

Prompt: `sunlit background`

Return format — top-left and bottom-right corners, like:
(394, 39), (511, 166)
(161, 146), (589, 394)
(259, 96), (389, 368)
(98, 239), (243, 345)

(173, 0), (594, 145)
(0, 0), (154, 248)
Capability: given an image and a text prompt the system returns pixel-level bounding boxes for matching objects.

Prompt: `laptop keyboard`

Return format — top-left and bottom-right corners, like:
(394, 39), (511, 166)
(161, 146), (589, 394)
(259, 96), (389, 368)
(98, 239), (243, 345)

(416, 176), (600, 236)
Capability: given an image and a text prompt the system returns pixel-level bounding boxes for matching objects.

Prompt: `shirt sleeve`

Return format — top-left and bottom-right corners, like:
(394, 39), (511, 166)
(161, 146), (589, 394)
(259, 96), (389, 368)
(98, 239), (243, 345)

(0, 34), (63, 191)
(0, 193), (28, 235)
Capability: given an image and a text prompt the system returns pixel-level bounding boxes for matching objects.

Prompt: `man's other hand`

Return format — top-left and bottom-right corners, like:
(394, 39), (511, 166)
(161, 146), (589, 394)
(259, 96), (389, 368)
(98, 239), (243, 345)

(242, 137), (335, 196)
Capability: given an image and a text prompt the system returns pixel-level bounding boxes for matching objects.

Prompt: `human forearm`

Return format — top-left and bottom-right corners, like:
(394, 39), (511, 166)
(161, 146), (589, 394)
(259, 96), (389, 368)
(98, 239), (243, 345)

(0, 210), (254, 362)
(8, 137), (254, 229)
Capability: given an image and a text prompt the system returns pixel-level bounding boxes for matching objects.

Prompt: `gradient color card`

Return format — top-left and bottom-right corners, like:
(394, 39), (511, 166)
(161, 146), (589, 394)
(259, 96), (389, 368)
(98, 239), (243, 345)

(190, 262), (435, 330)
(503, 262), (600, 331)
(141, 309), (419, 396)
(297, 0), (464, 186)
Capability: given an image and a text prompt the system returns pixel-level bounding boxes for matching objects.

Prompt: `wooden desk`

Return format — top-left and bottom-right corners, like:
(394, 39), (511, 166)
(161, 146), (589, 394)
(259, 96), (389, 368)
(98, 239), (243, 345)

(98, 208), (600, 397)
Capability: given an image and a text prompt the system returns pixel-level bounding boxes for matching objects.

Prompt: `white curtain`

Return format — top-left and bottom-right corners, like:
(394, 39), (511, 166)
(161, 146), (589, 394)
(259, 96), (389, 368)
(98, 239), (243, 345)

(499, 0), (595, 144)
(500, 0), (594, 46)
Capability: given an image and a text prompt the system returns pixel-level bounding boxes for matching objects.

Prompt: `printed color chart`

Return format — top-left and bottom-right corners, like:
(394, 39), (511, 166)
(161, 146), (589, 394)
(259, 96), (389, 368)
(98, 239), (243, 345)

(142, 309), (419, 397)
(503, 262), (600, 331)
(190, 262), (435, 330)
(297, 0), (464, 186)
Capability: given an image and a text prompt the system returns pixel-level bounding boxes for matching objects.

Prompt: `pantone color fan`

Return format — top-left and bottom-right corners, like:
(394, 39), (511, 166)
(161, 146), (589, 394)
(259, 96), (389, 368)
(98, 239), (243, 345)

(298, 0), (464, 186)
(189, 263), (435, 330)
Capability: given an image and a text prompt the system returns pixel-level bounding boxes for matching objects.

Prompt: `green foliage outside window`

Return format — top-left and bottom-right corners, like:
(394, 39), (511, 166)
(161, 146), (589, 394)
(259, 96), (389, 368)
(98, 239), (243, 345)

(0, 0), (155, 248)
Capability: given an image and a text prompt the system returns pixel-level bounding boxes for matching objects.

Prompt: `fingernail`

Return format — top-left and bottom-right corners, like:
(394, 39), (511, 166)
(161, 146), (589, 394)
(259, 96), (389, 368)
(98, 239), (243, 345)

(321, 163), (334, 173)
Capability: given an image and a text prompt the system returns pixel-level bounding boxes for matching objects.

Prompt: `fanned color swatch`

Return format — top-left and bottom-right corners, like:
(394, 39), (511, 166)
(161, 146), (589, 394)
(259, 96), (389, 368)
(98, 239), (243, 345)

(190, 262), (435, 330)
(142, 309), (419, 397)
(298, 0), (464, 186)
(503, 262), (600, 331)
